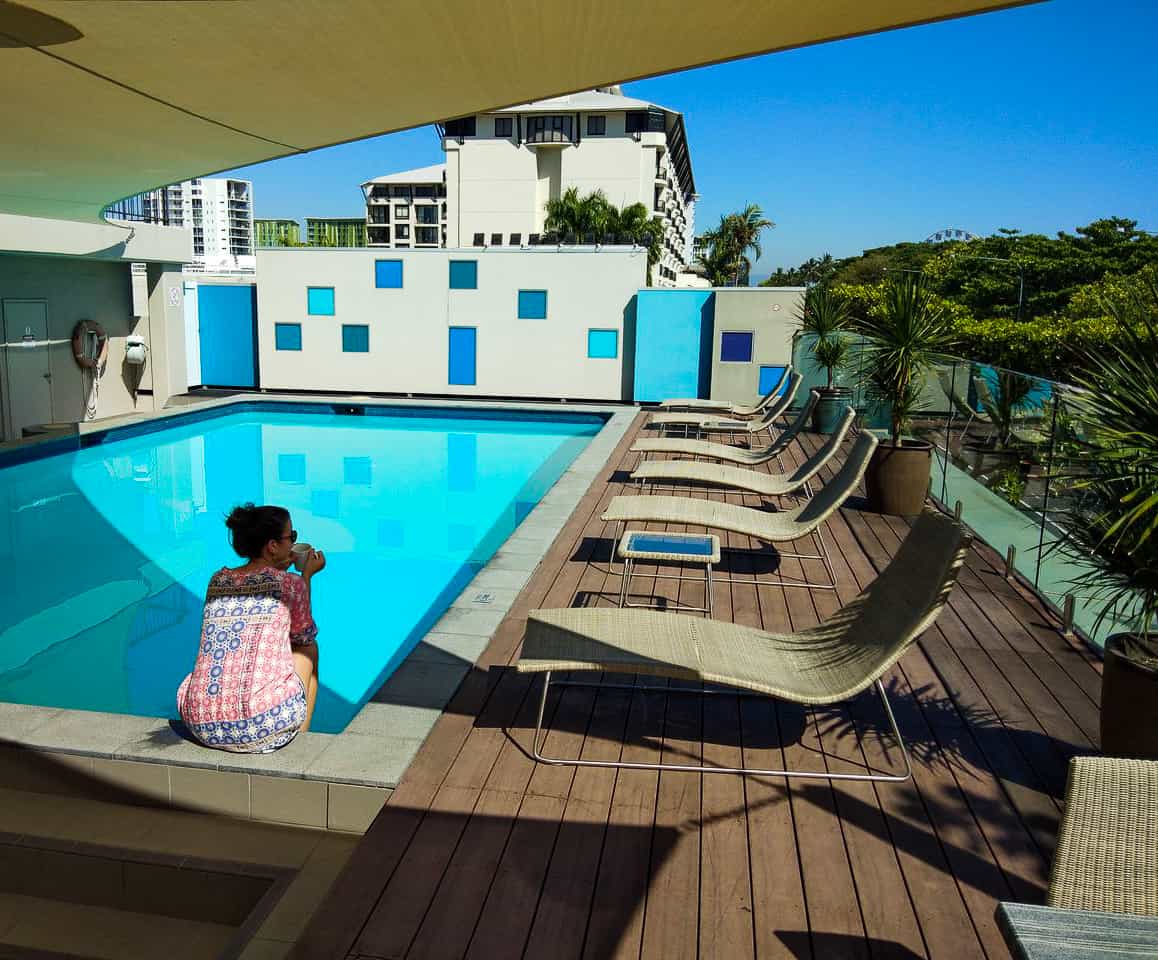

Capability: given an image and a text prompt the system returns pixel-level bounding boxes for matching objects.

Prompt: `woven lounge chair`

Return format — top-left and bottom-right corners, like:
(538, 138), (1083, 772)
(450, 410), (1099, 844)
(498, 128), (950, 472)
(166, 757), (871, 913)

(937, 368), (991, 443)
(997, 756), (1158, 958)
(630, 404), (856, 500)
(603, 431), (878, 589)
(647, 371), (803, 438)
(515, 510), (969, 781)
(658, 365), (791, 416)
(631, 391), (819, 466)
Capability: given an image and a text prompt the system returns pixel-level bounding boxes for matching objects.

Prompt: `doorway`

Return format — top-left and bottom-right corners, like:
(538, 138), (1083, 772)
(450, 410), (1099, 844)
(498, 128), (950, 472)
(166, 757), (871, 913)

(2, 299), (52, 440)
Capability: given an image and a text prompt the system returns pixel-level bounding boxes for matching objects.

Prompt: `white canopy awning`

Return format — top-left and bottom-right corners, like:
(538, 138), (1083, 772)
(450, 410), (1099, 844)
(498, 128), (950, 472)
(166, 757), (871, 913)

(0, 0), (1036, 223)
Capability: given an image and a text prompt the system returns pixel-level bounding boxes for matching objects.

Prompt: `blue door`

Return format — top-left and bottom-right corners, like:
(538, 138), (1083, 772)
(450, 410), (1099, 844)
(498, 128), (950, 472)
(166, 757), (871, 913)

(198, 284), (258, 387)
(448, 327), (476, 386)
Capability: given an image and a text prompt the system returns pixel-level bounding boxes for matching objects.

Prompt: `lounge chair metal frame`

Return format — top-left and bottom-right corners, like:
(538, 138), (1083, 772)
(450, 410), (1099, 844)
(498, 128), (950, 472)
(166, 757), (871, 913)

(516, 511), (969, 784)
(529, 673), (911, 782)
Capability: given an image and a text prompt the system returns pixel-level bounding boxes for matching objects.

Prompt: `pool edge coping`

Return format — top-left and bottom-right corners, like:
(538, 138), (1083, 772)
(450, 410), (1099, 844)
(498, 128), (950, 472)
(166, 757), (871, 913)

(0, 395), (637, 798)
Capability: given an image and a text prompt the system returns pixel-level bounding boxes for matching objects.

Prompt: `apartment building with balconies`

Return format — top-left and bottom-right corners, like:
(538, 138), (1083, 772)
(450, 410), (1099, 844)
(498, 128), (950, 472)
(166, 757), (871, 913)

(361, 164), (448, 250)
(142, 177), (255, 272)
(362, 89), (696, 285)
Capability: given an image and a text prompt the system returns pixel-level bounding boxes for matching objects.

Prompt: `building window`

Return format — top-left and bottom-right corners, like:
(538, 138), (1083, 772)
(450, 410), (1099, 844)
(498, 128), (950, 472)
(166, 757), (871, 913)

(758, 365), (788, 396)
(490, 232), (502, 246)
(587, 329), (618, 359)
(395, 223), (410, 240)
(307, 287), (335, 316)
(394, 204), (409, 219)
(720, 331), (753, 362)
(509, 233), (522, 246)
(517, 289), (548, 320)
(275, 323), (302, 351)
(494, 116), (513, 138)
(342, 324), (369, 353)
(473, 233), (485, 247)
(587, 115), (606, 136)
(444, 116), (477, 138)
(416, 226), (439, 245)
(525, 115), (573, 144)
(391, 185), (412, 200)
(449, 260), (478, 290)
(415, 205), (438, 225)
(415, 185), (435, 199)
(375, 259), (403, 288)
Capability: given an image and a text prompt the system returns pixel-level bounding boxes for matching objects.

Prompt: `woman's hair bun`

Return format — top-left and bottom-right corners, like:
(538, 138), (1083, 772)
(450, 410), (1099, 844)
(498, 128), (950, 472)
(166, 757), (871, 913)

(224, 503), (290, 560)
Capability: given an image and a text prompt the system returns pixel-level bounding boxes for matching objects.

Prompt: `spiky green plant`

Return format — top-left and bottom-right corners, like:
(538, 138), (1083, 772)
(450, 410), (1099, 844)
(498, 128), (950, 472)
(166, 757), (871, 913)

(853, 274), (959, 444)
(976, 369), (1036, 448)
(798, 285), (851, 388)
(1051, 278), (1158, 658)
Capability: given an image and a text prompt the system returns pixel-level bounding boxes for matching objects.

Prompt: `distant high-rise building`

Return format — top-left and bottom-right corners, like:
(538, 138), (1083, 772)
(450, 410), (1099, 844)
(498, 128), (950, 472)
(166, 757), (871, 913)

(142, 177), (255, 271)
(255, 218), (302, 247)
(362, 88), (697, 285)
(305, 217), (367, 247)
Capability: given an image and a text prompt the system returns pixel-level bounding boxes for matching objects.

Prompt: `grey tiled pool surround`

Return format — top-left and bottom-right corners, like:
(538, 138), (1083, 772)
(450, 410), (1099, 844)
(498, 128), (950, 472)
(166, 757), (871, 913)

(0, 395), (635, 825)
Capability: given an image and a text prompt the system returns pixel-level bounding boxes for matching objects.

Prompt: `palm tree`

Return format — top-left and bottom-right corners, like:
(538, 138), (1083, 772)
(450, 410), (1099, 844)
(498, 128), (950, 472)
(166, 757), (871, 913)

(544, 189), (664, 282)
(695, 204), (775, 286)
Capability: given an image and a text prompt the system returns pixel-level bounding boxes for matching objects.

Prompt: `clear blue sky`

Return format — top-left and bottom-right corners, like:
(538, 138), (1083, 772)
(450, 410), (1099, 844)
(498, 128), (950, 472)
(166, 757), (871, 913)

(224, 0), (1157, 281)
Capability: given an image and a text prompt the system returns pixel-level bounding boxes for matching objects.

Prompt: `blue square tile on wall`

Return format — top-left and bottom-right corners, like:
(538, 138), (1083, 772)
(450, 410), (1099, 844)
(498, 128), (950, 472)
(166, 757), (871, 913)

(307, 286), (335, 315)
(342, 324), (369, 353)
(449, 260), (477, 290)
(278, 453), (306, 484)
(758, 365), (788, 395)
(587, 329), (619, 359)
(274, 323), (302, 351)
(375, 260), (403, 289)
(517, 289), (547, 319)
(720, 331), (753, 362)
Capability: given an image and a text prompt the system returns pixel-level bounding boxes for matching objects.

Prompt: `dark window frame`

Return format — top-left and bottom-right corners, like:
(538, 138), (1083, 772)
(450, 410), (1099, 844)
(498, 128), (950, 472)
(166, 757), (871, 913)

(587, 114), (606, 136)
(494, 116), (513, 138)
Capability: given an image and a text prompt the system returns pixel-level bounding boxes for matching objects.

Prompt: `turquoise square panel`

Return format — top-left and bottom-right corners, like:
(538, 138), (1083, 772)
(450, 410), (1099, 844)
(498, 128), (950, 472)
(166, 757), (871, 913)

(342, 324), (369, 352)
(274, 323), (301, 351)
(517, 289), (547, 319)
(587, 328), (618, 359)
(449, 260), (478, 289)
(307, 286), (335, 315)
(374, 260), (403, 288)
(758, 364), (788, 395)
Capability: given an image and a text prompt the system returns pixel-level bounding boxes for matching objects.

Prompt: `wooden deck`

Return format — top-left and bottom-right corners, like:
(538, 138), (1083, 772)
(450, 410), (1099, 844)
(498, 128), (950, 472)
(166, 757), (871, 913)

(292, 411), (1103, 960)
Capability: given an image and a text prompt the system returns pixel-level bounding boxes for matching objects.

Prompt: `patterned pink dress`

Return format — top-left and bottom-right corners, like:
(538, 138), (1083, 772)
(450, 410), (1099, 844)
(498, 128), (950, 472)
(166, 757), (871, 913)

(177, 566), (317, 753)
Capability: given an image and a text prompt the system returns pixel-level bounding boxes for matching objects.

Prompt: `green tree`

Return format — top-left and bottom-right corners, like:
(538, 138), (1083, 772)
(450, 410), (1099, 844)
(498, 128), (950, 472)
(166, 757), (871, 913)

(697, 204), (774, 286)
(543, 188), (664, 282)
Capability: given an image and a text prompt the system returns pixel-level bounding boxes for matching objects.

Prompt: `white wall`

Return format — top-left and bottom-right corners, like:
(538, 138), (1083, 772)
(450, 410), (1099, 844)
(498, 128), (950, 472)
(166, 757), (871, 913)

(0, 255), (176, 439)
(256, 247), (646, 401)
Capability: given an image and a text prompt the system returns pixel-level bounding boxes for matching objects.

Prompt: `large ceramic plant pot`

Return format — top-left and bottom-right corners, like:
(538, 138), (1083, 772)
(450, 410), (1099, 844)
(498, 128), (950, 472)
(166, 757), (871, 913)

(811, 387), (853, 434)
(1100, 633), (1158, 759)
(864, 439), (932, 516)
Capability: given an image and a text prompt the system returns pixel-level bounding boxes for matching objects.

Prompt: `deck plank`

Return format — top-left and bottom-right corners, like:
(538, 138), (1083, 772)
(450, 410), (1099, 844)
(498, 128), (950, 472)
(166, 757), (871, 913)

(291, 413), (1099, 960)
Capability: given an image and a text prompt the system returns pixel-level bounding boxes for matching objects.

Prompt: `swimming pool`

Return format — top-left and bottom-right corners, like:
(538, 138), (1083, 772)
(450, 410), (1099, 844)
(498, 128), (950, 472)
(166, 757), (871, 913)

(0, 403), (603, 733)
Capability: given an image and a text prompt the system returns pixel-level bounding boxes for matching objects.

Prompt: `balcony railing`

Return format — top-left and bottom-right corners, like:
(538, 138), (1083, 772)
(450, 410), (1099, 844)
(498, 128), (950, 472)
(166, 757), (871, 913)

(524, 128), (575, 146)
(792, 335), (1136, 649)
(103, 192), (181, 225)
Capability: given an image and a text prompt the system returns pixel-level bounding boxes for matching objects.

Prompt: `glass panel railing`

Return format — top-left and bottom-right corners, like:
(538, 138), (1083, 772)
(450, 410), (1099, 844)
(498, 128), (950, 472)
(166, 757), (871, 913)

(791, 332), (1135, 651)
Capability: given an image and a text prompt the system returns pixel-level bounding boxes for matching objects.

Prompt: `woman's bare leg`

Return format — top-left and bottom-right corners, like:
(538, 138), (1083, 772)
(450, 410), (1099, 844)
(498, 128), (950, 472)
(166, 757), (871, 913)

(292, 645), (319, 733)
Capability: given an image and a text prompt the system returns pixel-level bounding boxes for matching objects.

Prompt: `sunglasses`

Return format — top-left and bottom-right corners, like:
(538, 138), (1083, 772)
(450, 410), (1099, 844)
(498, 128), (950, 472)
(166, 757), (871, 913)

(277, 530), (298, 544)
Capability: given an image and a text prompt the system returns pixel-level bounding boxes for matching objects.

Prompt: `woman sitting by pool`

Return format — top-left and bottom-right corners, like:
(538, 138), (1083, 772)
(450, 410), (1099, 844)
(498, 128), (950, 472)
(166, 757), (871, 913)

(177, 504), (325, 753)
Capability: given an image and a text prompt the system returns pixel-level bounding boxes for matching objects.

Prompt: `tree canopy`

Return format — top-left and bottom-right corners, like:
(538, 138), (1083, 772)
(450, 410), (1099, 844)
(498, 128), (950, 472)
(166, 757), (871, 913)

(762, 218), (1158, 380)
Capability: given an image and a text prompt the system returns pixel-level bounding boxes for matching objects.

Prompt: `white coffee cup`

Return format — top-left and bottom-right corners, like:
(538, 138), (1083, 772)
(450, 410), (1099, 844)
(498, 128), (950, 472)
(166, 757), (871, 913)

(290, 542), (314, 571)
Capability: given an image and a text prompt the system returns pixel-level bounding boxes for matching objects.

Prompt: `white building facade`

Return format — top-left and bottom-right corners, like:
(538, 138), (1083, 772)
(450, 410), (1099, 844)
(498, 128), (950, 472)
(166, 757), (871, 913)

(362, 89), (696, 286)
(256, 246), (646, 401)
(143, 177), (255, 273)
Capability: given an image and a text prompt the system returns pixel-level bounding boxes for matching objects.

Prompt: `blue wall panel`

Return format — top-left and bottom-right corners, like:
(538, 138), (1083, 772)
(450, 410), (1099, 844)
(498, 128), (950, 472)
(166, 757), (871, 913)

(198, 284), (258, 388)
(448, 327), (477, 385)
(632, 290), (714, 402)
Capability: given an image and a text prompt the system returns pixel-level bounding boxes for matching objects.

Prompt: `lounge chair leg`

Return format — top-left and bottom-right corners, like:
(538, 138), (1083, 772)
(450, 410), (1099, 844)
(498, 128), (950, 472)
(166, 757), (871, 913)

(529, 674), (912, 783)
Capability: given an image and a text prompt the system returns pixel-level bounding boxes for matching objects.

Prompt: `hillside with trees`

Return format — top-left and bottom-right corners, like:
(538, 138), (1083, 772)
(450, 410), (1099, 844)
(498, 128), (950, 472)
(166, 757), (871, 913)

(761, 218), (1158, 380)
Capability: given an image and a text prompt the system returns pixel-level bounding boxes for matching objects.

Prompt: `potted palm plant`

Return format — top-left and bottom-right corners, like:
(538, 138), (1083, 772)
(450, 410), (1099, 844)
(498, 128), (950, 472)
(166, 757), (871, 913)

(854, 274), (958, 515)
(798, 285), (852, 433)
(1052, 280), (1158, 758)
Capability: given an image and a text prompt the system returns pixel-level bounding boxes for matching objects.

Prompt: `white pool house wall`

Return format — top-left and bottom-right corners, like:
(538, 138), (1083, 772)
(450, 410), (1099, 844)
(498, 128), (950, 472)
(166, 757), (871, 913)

(255, 247), (647, 402)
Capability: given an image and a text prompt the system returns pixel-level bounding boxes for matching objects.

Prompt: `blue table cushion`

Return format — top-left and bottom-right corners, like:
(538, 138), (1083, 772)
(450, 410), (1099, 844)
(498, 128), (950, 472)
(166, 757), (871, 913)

(625, 532), (716, 557)
(997, 902), (1158, 960)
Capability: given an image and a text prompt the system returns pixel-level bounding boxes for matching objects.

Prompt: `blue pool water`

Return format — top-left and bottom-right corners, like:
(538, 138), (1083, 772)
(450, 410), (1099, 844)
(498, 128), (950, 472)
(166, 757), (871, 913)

(0, 404), (601, 733)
